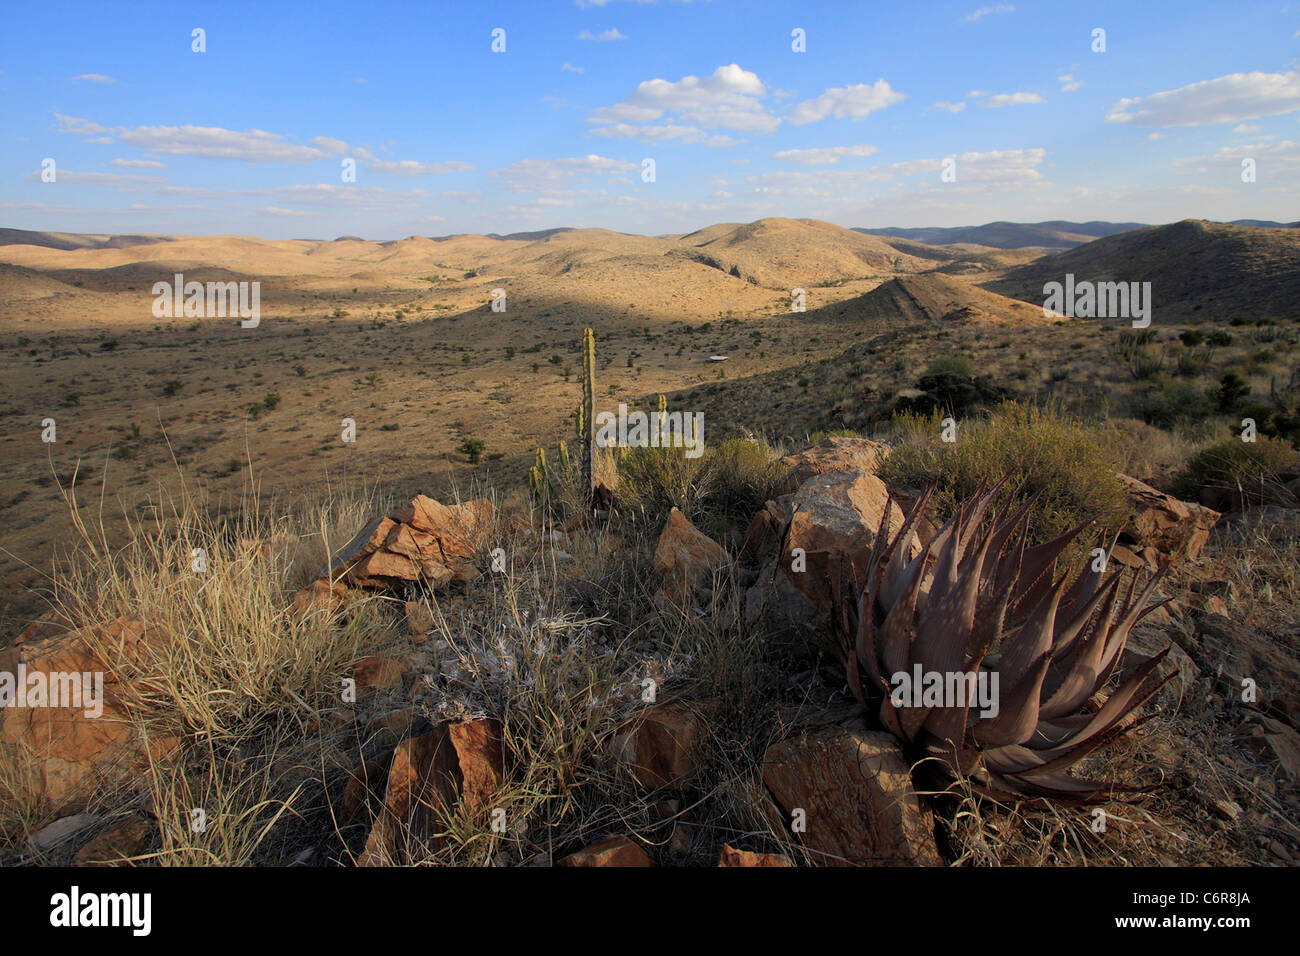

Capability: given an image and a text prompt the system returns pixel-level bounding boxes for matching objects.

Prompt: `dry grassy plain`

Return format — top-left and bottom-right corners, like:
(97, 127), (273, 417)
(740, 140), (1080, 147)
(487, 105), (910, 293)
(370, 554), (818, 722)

(1, 217), (1297, 628)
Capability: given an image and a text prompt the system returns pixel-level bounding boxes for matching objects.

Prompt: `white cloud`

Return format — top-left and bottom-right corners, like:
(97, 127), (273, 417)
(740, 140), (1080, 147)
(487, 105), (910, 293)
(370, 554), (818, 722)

(772, 144), (879, 165)
(980, 92), (1045, 107)
(1058, 74), (1082, 93)
(265, 206), (311, 216)
(597, 63), (779, 133)
(577, 28), (627, 41)
(962, 4), (1014, 22)
(788, 80), (905, 125)
(587, 123), (737, 145)
(72, 73), (116, 84)
(311, 136), (350, 154)
(1233, 123), (1261, 134)
(54, 114), (108, 136)
(23, 169), (165, 187)
(1174, 139), (1300, 170)
(115, 124), (332, 162)
(562, 62), (585, 73)
(492, 154), (638, 193)
(929, 101), (967, 113)
(364, 158), (473, 175)
(754, 147), (1046, 192)
(110, 158), (165, 168)
(1107, 71), (1300, 127)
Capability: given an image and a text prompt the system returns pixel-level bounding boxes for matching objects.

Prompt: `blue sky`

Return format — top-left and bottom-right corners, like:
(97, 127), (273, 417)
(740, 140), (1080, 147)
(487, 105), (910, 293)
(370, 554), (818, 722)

(2, 0), (1298, 238)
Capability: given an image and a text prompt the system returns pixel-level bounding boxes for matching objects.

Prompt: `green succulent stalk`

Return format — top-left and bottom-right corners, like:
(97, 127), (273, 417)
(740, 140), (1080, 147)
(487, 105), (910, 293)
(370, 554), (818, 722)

(580, 328), (596, 502)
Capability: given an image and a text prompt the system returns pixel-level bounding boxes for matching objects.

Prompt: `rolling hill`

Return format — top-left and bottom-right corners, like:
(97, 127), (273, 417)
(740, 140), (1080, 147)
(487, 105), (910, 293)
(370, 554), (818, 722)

(980, 219), (1300, 321)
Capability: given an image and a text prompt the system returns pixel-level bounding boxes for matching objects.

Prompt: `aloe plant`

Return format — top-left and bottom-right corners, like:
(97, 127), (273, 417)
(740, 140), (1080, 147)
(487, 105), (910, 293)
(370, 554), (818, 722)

(833, 482), (1173, 802)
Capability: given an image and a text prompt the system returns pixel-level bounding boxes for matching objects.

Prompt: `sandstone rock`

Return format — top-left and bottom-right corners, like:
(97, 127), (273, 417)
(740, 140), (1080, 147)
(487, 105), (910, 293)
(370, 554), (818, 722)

(389, 495), (491, 561)
(717, 844), (795, 867)
(447, 718), (505, 818)
(741, 507), (781, 560)
(653, 508), (730, 608)
(749, 469), (912, 651)
(1120, 627), (1199, 710)
(762, 723), (942, 866)
(1118, 474), (1221, 566)
(72, 814), (152, 865)
(774, 435), (889, 497)
(350, 655), (407, 695)
(1239, 716), (1300, 785)
(557, 834), (653, 867)
(324, 496), (492, 593)
(358, 726), (461, 866)
(1178, 615), (1300, 727)
(356, 717), (504, 865)
(342, 757), (390, 824)
(0, 616), (181, 814)
(612, 702), (711, 789)
(291, 578), (352, 621)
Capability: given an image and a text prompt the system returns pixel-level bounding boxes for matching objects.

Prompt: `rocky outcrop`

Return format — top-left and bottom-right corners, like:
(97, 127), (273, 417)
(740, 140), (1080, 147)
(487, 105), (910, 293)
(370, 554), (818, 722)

(762, 722), (942, 866)
(652, 508), (730, 609)
(745, 465), (914, 652)
(293, 494), (492, 614)
(357, 717), (504, 866)
(0, 616), (181, 815)
(773, 434), (890, 497)
(557, 834), (653, 867)
(1116, 474), (1221, 567)
(717, 844), (795, 867)
(612, 702), (712, 790)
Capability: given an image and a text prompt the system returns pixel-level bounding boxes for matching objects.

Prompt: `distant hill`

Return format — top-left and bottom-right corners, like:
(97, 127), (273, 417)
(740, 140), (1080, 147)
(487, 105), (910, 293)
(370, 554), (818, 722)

(981, 219), (1300, 321)
(853, 221), (1148, 250)
(670, 217), (935, 288)
(849, 273), (1048, 326)
(0, 228), (173, 251)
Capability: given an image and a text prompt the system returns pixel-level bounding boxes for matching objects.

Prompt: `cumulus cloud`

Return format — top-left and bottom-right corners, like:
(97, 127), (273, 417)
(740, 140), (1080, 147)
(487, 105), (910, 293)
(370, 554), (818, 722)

(492, 154), (638, 193)
(754, 147), (1046, 192)
(577, 28), (626, 40)
(1173, 139), (1300, 170)
(788, 80), (905, 125)
(587, 122), (737, 145)
(963, 4), (1014, 22)
(1058, 74), (1082, 93)
(72, 74), (116, 84)
(980, 92), (1045, 107)
(772, 144), (879, 165)
(929, 101), (967, 113)
(114, 124), (332, 162)
(23, 169), (166, 187)
(590, 64), (779, 135)
(110, 158), (165, 168)
(562, 62), (585, 73)
(1106, 71), (1300, 127)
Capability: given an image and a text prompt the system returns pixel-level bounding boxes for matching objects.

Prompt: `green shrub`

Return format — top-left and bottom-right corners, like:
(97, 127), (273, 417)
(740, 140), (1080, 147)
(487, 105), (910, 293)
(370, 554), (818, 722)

(879, 401), (1129, 546)
(1171, 436), (1300, 499)
(1132, 380), (1214, 429)
(457, 437), (485, 464)
(1214, 371), (1250, 412)
(614, 437), (781, 536)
